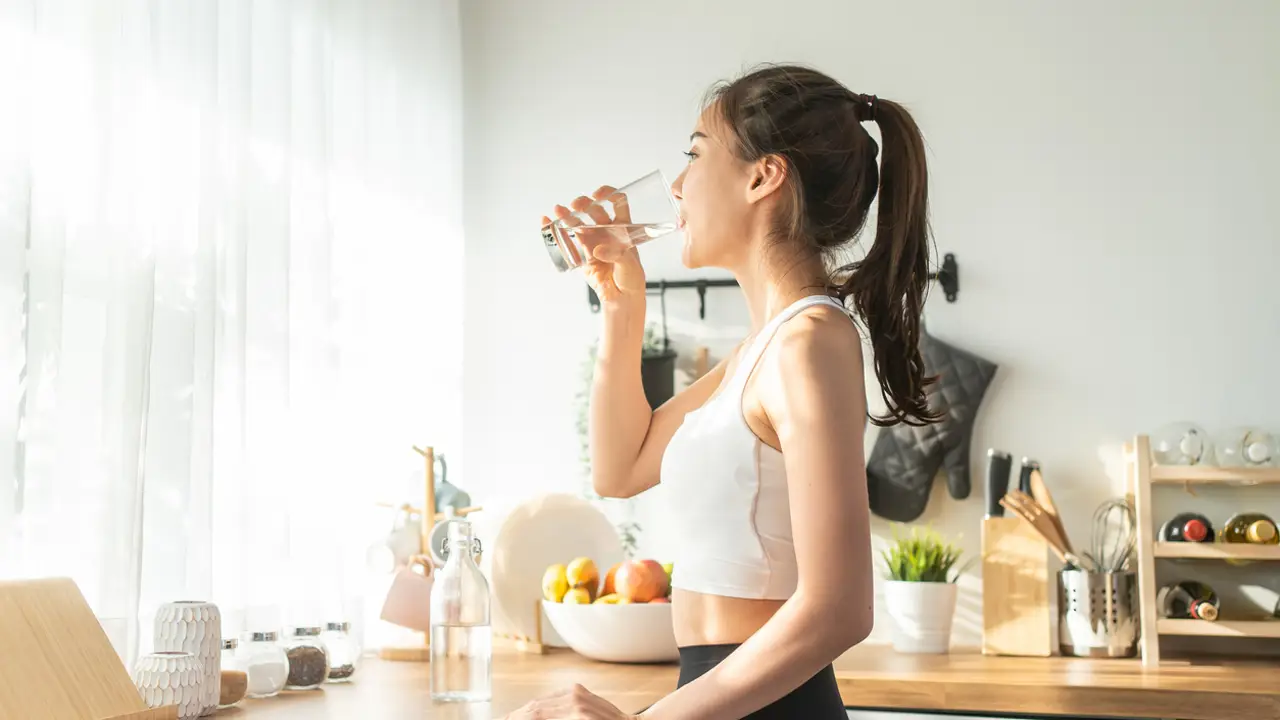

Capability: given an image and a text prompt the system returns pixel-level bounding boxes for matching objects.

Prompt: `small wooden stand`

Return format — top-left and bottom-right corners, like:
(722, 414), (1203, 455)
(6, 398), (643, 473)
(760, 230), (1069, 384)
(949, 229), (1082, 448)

(377, 444), (484, 662)
(981, 516), (1054, 657)
(493, 599), (548, 655)
(0, 577), (178, 720)
(378, 444), (438, 662)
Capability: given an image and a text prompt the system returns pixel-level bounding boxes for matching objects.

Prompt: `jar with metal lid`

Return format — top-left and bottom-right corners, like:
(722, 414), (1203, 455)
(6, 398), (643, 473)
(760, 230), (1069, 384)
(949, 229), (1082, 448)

(283, 626), (330, 690)
(218, 638), (248, 708)
(319, 621), (361, 682)
(238, 631), (289, 699)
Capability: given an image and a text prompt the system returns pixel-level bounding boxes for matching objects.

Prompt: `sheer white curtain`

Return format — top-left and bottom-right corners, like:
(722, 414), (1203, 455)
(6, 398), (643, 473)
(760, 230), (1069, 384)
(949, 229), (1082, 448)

(0, 0), (463, 665)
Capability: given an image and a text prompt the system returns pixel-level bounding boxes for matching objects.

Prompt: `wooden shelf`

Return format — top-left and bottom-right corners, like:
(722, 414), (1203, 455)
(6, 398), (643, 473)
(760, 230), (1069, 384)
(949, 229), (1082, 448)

(1153, 542), (1280, 561)
(1130, 435), (1280, 667)
(1149, 465), (1280, 485)
(1157, 618), (1280, 638)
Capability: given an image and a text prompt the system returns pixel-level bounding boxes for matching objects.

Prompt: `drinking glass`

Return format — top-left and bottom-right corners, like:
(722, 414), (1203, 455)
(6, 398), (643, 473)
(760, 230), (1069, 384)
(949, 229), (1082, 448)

(541, 169), (682, 272)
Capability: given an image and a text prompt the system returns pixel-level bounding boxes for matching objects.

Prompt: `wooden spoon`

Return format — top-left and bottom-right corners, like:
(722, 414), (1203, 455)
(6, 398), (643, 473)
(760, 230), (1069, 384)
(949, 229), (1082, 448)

(1000, 490), (1087, 568)
(1029, 468), (1074, 554)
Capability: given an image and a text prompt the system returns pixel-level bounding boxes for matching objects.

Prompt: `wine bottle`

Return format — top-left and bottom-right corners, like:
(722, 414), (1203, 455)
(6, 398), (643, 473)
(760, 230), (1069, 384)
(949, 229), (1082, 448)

(1158, 581), (1219, 621)
(1159, 513), (1215, 543)
(1221, 513), (1279, 545)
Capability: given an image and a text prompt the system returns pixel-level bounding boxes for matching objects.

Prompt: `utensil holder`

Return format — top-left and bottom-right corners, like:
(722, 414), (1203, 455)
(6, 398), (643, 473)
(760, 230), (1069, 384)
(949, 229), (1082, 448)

(1057, 569), (1139, 658)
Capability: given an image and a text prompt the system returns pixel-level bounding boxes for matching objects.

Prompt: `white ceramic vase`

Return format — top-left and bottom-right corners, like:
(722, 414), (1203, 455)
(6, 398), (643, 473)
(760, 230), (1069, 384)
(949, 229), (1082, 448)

(154, 601), (221, 716)
(133, 651), (206, 720)
(884, 580), (958, 654)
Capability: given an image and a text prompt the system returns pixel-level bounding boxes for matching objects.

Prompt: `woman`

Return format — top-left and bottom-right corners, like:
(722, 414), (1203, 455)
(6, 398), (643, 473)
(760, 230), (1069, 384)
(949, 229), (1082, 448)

(511, 64), (941, 720)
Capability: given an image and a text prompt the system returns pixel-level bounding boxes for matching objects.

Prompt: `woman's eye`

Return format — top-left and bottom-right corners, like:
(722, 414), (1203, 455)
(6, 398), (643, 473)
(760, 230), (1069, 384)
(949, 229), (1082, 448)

(682, 150), (697, 162)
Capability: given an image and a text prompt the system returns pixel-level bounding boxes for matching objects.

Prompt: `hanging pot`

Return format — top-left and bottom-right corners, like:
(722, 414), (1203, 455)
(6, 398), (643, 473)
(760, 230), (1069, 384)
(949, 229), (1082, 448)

(641, 348), (679, 407)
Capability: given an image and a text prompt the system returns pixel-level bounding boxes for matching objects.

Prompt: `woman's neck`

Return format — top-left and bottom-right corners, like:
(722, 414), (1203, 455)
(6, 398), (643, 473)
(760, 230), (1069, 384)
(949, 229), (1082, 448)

(732, 246), (830, 333)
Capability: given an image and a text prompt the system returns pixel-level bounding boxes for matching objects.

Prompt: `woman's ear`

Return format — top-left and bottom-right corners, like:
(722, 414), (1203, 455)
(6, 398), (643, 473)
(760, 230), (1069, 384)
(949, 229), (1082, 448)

(745, 154), (787, 204)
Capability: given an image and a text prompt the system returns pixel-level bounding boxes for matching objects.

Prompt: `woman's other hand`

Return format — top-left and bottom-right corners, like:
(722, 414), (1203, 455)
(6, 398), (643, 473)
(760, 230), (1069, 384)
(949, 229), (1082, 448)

(504, 683), (638, 720)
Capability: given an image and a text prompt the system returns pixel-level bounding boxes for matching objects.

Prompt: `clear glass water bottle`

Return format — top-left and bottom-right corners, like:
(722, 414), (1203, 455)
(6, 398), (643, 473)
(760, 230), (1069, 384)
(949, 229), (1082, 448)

(429, 519), (492, 702)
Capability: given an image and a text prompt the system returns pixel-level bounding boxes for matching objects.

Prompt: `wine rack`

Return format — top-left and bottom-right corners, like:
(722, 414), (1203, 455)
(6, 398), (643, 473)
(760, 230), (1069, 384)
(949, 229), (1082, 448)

(1129, 434), (1280, 666)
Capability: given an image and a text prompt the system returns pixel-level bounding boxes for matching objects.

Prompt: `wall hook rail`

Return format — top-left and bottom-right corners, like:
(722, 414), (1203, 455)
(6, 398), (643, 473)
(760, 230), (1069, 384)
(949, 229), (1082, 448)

(586, 252), (960, 316)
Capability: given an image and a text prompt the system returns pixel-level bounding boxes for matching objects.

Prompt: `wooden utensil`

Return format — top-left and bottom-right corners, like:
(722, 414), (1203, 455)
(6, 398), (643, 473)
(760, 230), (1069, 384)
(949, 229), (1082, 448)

(1028, 468), (1075, 554)
(1000, 490), (1086, 568)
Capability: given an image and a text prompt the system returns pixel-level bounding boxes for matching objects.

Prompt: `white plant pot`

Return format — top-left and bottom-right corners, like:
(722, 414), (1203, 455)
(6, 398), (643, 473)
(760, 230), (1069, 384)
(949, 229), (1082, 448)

(154, 601), (221, 717)
(133, 651), (206, 720)
(884, 580), (957, 654)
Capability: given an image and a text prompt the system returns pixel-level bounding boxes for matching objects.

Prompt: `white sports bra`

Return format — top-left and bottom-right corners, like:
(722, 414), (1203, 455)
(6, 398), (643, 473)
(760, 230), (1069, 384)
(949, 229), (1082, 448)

(661, 294), (853, 600)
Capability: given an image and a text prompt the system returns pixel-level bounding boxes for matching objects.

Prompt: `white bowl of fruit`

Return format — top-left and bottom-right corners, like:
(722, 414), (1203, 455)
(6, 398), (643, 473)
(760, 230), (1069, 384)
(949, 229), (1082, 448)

(541, 557), (678, 663)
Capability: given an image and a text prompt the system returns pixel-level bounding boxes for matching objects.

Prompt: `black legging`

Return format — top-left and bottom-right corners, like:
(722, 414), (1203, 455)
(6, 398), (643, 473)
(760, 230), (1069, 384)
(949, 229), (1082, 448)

(674, 643), (846, 719)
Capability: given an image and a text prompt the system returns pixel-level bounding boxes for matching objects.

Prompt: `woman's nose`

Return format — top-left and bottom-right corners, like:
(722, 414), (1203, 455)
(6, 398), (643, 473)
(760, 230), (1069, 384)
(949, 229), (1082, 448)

(671, 170), (685, 201)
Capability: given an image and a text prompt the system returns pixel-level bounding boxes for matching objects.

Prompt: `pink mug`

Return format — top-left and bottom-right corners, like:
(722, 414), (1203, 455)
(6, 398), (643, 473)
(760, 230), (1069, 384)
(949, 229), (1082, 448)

(380, 555), (434, 633)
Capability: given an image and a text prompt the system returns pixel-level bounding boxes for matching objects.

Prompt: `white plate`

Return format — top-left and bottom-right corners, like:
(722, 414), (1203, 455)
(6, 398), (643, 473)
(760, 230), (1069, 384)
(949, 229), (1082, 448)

(475, 493), (623, 647)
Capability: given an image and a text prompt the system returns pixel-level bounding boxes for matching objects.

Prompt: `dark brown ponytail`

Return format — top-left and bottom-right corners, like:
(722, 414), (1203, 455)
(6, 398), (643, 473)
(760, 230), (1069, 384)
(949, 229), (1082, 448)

(833, 95), (941, 427)
(705, 64), (942, 427)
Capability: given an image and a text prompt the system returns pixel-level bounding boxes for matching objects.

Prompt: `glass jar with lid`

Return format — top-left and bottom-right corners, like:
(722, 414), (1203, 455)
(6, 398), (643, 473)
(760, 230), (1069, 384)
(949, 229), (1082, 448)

(218, 638), (248, 708)
(319, 621), (361, 682)
(283, 626), (331, 690)
(238, 631), (289, 699)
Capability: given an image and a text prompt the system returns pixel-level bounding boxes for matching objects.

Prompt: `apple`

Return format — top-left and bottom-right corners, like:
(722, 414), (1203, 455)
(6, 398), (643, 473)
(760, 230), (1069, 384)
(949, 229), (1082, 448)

(649, 597), (670, 604)
(615, 559), (663, 603)
(637, 559), (670, 597)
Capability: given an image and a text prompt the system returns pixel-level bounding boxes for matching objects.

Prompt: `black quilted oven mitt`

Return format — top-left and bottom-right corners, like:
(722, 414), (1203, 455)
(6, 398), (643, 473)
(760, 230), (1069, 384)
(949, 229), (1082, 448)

(866, 330), (997, 522)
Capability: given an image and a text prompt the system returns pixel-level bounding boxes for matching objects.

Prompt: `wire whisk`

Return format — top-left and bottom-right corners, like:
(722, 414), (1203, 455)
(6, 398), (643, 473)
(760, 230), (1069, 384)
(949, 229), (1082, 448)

(1088, 498), (1136, 572)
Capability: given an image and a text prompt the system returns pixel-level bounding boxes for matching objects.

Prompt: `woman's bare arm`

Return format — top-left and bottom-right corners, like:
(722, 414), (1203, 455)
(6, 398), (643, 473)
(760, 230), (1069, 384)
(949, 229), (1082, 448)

(589, 301), (730, 499)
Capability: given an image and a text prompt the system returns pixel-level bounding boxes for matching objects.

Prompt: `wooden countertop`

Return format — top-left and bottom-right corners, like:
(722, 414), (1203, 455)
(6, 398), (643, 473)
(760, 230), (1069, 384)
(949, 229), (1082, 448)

(224, 643), (1279, 720)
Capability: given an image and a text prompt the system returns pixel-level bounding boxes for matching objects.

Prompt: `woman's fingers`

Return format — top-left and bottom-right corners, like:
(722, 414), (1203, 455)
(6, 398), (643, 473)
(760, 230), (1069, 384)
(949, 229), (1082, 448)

(597, 185), (633, 225)
(545, 210), (583, 267)
(572, 193), (613, 227)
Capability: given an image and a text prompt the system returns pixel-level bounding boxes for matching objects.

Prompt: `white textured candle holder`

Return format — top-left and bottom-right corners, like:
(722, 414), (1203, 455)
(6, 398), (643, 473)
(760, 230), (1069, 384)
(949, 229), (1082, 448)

(133, 651), (205, 720)
(154, 600), (221, 716)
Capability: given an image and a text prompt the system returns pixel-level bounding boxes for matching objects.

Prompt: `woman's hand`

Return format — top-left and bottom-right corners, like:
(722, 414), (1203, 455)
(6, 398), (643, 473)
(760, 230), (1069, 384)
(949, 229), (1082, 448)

(504, 684), (638, 720)
(542, 185), (646, 306)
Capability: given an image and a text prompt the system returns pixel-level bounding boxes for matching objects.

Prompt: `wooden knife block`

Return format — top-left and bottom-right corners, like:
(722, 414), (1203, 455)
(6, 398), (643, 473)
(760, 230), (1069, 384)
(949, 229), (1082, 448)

(981, 516), (1054, 657)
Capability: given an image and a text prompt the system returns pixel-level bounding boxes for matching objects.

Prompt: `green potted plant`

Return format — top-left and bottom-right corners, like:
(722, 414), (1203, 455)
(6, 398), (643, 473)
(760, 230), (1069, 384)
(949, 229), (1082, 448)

(880, 524), (970, 654)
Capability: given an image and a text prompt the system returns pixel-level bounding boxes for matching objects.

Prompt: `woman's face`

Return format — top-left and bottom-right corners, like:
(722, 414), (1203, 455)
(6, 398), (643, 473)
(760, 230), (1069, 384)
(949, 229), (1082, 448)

(670, 110), (756, 270)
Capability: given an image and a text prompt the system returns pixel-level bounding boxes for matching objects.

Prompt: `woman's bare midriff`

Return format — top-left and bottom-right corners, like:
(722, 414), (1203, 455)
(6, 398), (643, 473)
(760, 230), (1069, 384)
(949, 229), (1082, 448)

(671, 588), (785, 647)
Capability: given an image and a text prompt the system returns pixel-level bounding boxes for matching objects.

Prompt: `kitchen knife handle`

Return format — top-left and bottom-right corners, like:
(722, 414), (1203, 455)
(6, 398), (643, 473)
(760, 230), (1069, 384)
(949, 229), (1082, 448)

(1019, 457), (1040, 496)
(986, 449), (1013, 517)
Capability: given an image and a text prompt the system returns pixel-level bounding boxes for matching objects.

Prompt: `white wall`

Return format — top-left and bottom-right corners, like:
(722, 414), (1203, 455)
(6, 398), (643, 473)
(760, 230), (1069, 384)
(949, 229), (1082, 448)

(459, 0), (1280, 649)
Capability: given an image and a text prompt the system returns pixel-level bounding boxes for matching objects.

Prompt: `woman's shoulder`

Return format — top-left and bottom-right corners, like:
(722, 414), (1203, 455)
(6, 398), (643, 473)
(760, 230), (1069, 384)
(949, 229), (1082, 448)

(753, 303), (865, 399)
(751, 303), (868, 430)
(771, 302), (864, 364)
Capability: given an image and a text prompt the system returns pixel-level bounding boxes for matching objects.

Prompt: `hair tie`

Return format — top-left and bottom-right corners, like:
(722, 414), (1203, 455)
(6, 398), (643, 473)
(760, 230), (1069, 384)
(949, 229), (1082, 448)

(855, 93), (878, 122)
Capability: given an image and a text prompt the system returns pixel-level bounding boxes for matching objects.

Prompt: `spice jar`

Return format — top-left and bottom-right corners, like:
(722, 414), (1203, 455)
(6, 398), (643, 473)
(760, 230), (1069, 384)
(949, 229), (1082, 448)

(283, 626), (331, 690)
(238, 631), (289, 699)
(320, 621), (361, 683)
(218, 639), (248, 708)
